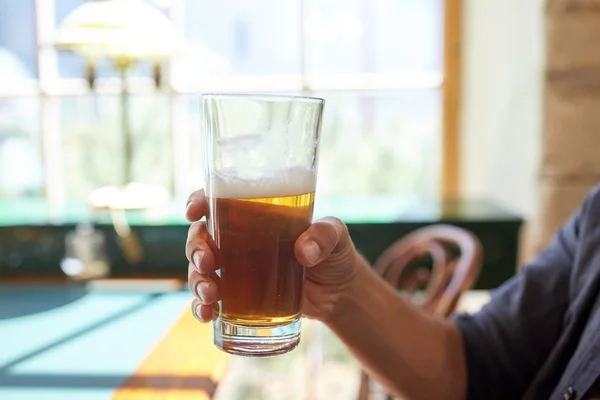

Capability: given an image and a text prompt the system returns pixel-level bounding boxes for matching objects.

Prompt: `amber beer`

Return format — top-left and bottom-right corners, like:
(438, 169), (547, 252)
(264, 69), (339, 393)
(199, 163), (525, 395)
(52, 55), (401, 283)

(210, 185), (315, 327)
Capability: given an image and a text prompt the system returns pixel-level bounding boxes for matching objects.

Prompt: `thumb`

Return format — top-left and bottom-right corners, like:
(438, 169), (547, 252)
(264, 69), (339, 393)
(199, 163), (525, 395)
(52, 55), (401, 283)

(295, 217), (351, 267)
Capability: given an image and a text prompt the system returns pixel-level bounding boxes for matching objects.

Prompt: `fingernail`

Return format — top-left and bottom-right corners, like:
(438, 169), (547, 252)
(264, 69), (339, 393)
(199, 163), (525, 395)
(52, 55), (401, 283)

(185, 201), (193, 213)
(302, 241), (321, 265)
(193, 251), (203, 271)
(196, 281), (209, 302)
(192, 303), (202, 319)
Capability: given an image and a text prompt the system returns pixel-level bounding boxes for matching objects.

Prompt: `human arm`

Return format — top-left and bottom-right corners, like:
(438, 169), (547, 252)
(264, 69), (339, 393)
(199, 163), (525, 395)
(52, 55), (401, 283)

(186, 187), (588, 399)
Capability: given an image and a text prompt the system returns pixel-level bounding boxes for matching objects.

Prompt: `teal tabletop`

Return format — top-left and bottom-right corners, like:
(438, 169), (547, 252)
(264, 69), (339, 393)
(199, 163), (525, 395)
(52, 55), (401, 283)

(0, 284), (190, 400)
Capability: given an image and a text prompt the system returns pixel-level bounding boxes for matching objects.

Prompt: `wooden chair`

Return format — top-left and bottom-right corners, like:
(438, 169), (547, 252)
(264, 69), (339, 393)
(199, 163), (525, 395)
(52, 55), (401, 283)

(357, 224), (483, 400)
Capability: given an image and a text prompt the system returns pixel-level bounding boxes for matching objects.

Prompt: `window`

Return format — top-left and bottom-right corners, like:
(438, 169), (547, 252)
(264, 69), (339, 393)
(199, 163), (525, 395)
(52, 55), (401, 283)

(0, 0), (456, 207)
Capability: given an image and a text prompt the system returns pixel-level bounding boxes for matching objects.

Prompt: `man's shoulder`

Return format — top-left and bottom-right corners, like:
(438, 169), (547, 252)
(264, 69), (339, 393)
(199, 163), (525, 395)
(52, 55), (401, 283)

(588, 183), (600, 202)
(579, 183), (600, 219)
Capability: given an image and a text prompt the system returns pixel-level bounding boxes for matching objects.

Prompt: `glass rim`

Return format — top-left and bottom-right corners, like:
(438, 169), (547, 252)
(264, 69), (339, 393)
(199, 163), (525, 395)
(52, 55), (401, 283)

(200, 92), (324, 104)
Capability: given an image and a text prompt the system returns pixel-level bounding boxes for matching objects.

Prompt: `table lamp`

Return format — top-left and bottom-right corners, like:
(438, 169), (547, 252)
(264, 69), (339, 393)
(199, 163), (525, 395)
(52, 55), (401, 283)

(54, 0), (185, 272)
(54, 0), (184, 211)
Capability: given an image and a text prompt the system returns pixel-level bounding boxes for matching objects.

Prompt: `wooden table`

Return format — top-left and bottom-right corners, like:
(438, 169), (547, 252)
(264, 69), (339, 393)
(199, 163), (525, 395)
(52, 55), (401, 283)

(0, 282), (490, 400)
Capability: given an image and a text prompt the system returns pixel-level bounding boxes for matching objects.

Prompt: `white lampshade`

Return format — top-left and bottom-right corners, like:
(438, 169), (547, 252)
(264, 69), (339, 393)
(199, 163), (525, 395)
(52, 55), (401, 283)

(54, 0), (185, 61)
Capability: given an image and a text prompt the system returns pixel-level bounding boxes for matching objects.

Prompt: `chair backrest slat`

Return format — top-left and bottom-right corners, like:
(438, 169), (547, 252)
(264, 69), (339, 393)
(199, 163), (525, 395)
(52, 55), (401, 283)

(358, 225), (483, 400)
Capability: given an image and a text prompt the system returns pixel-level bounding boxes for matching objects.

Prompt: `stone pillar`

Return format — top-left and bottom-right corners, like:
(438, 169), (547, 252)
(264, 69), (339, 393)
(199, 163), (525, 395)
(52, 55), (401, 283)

(527, 1), (600, 260)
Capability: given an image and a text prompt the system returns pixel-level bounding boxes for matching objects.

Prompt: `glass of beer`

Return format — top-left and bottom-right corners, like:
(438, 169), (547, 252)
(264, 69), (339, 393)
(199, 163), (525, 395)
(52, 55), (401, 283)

(200, 93), (324, 357)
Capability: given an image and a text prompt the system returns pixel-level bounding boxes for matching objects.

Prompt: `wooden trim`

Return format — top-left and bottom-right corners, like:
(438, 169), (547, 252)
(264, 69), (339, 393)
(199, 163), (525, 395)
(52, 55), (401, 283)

(442, 0), (463, 198)
(112, 310), (230, 399)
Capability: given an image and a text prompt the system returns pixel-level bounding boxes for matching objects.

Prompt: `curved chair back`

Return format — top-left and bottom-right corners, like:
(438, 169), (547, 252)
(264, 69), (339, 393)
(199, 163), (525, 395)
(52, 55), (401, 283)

(358, 225), (483, 400)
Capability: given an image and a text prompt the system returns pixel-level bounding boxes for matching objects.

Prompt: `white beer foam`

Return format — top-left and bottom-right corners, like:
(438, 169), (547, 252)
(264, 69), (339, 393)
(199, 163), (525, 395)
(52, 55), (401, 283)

(212, 167), (316, 199)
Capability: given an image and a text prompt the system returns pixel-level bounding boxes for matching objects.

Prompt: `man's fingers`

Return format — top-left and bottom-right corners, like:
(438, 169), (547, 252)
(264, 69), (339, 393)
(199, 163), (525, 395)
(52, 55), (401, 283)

(185, 221), (217, 274)
(186, 189), (208, 222)
(188, 264), (220, 305)
(295, 217), (350, 267)
(191, 298), (215, 323)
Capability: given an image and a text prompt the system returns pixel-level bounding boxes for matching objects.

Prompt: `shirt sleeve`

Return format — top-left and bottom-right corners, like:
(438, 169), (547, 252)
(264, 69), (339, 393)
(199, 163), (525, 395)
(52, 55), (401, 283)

(453, 189), (592, 399)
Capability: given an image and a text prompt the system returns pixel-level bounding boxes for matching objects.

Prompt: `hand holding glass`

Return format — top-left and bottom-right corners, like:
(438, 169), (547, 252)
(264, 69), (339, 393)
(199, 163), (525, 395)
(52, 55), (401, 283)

(201, 94), (324, 357)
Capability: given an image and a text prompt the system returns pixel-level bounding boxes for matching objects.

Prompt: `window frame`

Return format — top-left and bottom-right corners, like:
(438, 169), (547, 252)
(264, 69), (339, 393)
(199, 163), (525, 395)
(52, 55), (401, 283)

(1, 0), (462, 202)
(442, 0), (462, 198)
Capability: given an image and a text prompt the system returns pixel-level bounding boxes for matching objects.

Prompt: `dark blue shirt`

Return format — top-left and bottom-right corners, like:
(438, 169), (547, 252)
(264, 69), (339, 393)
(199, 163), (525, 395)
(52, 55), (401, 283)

(454, 185), (600, 400)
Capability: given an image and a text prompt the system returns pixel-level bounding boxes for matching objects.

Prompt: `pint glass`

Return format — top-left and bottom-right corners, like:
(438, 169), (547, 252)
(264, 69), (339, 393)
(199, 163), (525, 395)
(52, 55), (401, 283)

(201, 94), (324, 357)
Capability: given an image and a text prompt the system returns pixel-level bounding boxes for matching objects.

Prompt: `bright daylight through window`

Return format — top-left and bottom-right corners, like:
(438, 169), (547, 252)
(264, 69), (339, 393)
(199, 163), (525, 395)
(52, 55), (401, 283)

(0, 0), (443, 207)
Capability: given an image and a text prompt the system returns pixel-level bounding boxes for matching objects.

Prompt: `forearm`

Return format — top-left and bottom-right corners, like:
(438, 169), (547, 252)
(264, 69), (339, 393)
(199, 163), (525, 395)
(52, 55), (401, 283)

(325, 255), (467, 400)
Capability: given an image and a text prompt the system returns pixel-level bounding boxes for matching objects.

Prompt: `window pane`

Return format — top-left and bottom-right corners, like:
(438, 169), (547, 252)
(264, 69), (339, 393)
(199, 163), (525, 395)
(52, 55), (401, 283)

(0, 0), (37, 81)
(129, 94), (172, 189)
(372, 0), (443, 73)
(54, 0), (89, 80)
(55, 0), (164, 79)
(178, 0), (301, 82)
(316, 90), (441, 196)
(61, 94), (172, 199)
(0, 98), (43, 198)
(304, 0), (442, 74)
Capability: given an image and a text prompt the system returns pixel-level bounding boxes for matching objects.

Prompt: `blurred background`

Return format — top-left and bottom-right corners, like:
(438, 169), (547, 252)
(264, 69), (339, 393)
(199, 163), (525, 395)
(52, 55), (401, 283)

(0, 0), (444, 203)
(0, 0), (548, 278)
(2, 0), (598, 398)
